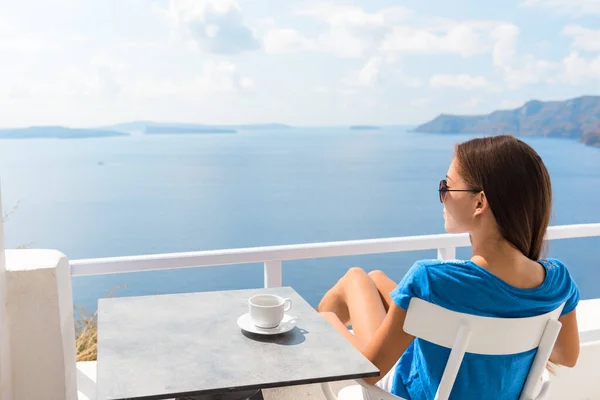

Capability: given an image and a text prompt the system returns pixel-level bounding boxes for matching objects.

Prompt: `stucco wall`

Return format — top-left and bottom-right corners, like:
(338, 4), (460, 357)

(550, 298), (600, 399)
(5, 249), (77, 400)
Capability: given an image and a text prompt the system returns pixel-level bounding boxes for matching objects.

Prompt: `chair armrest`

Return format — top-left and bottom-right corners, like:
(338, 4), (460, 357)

(534, 370), (551, 400)
(355, 380), (408, 400)
(321, 380), (407, 400)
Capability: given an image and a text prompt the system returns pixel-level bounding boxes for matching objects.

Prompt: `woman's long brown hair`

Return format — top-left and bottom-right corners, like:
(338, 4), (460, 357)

(455, 135), (552, 260)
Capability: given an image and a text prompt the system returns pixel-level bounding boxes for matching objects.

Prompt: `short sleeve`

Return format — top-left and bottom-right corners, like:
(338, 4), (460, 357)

(546, 258), (580, 316)
(561, 268), (580, 316)
(390, 260), (431, 310)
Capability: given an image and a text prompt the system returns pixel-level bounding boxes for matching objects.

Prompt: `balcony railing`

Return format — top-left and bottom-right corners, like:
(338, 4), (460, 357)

(71, 223), (600, 289)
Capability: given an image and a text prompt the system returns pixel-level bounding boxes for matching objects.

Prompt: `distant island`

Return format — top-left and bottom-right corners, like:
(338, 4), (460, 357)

(414, 95), (600, 148)
(0, 126), (128, 139)
(350, 125), (381, 130)
(0, 122), (294, 139)
(234, 123), (291, 130)
(583, 130), (600, 147)
(145, 126), (236, 134)
(104, 121), (291, 134)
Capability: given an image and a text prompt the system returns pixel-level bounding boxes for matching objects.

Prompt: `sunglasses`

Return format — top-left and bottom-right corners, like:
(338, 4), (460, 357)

(438, 179), (481, 203)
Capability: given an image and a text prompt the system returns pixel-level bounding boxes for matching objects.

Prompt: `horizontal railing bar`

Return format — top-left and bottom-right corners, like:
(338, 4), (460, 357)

(70, 223), (600, 277)
(545, 223), (600, 240)
(70, 233), (471, 276)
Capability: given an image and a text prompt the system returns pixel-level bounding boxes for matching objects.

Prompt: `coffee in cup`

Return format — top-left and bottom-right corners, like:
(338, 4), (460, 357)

(248, 294), (292, 329)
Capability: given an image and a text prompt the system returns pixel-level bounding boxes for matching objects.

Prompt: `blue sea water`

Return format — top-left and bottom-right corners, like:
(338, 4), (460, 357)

(0, 127), (598, 314)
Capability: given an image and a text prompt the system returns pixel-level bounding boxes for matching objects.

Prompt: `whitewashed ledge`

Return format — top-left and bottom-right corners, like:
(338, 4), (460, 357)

(75, 298), (600, 400)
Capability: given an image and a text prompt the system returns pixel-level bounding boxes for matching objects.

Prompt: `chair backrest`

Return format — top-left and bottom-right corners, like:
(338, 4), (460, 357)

(403, 298), (564, 400)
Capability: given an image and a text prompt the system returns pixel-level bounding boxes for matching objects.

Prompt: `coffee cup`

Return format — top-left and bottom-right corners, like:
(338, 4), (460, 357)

(248, 294), (292, 329)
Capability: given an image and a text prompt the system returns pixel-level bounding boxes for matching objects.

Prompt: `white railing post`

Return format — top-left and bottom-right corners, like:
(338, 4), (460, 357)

(264, 260), (282, 288)
(0, 184), (13, 400)
(437, 247), (456, 261)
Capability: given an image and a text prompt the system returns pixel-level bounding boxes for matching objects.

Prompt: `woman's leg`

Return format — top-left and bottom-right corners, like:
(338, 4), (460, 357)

(320, 311), (366, 351)
(317, 267), (387, 345)
(367, 270), (397, 312)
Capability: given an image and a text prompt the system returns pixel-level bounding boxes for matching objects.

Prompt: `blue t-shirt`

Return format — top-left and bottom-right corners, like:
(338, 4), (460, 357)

(389, 258), (580, 400)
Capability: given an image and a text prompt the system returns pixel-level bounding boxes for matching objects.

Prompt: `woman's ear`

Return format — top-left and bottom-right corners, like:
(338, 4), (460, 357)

(473, 192), (488, 216)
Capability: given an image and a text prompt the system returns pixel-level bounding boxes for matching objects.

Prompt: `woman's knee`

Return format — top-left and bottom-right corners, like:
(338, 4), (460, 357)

(345, 266), (368, 279)
(368, 269), (387, 282)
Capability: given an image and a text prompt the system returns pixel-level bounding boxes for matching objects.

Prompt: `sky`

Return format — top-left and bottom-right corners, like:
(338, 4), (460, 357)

(0, 0), (599, 127)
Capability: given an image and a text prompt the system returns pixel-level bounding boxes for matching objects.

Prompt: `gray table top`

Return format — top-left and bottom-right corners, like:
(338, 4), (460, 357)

(96, 287), (380, 400)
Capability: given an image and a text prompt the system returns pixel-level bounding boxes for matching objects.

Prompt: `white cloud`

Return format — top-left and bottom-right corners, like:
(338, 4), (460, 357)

(0, 37), (49, 52)
(487, 24), (559, 89)
(402, 76), (422, 88)
(343, 56), (421, 88)
(491, 24), (520, 68)
(357, 57), (384, 86)
(265, 7), (566, 93)
(0, 60), (123, 100)
(125, 60), (254, 98)
(1, 59), (253, 102)
(501, 57), (558, 89)
(299, 4), (412, 27)
(501, 99), (525, 109)
(562, 25), (600, 52)
(381, 24), (488, 56)
(0, 82), (30, 100)
(164, 0), (259, 54)
(459, 96), (482, 109)
(411, 98), (430, 107)
(313, 86), (330, 94)
(263, 29), (314, 53)
(340, 88), (358, 96)
(429, 74), (488, 89)
(520, 0), (600, 15)
(488, 23), (600, 89)
(562, 52), (600, 84)
(265, 5), (523, 66)
(265, 4), (411, 57)
(60, 66), (122, 97)
(0, 20), (63, 53)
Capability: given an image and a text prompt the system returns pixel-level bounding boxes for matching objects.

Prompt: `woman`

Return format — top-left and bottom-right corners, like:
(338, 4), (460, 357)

(318, 135), (580, 399)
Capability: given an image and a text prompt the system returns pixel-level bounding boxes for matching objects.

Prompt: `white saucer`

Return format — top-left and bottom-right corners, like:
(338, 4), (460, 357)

(237, 313), (297, 335)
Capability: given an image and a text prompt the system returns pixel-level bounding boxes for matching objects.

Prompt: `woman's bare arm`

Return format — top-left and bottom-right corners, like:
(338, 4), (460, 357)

(549, 309), (580, 368)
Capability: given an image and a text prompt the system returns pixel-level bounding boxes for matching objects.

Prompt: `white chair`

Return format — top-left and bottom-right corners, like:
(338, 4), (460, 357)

(321, 298), (565, 400)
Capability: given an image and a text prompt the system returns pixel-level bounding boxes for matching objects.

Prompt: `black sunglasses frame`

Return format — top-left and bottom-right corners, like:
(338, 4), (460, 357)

(438, 179), (481, 203)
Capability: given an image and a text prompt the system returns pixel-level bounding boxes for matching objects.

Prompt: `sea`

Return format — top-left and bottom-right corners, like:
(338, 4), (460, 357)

(0, 127), (599, 314)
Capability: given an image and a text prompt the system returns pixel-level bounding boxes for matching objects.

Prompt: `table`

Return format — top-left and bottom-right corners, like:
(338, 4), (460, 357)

(96, 287), (380, 400)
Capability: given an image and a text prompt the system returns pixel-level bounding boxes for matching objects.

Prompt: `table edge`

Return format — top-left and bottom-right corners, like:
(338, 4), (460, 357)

(99, 370), (381, 400)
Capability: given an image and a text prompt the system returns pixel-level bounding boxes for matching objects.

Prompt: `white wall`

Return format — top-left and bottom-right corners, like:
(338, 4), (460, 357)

(550, 298), (600, 400)
(551, 341), (600, 400)
(5, 249), (77, 400)
(0, 187), (13, 400)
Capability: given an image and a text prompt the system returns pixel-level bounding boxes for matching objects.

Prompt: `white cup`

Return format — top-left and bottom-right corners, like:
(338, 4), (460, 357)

(248, 294), (292, 329)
